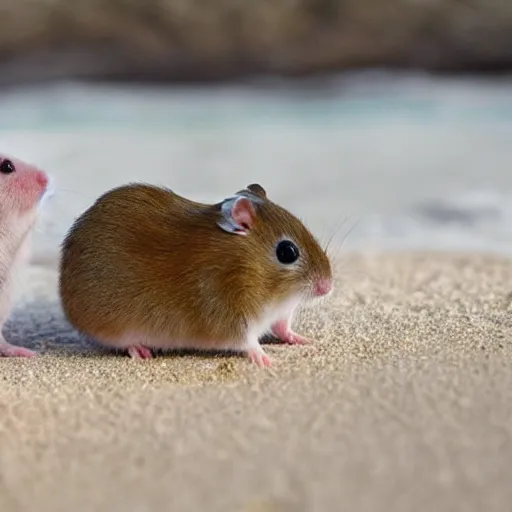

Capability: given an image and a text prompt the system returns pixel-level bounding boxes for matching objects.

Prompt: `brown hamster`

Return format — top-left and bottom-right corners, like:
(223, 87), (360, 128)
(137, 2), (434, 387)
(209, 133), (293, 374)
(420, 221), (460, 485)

(59, 183), (333, 367)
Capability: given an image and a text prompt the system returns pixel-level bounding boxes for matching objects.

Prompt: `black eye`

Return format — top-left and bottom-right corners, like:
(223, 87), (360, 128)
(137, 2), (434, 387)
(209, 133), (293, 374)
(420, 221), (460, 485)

(276, 240), (300, 264)
(0, 160), (15, 174)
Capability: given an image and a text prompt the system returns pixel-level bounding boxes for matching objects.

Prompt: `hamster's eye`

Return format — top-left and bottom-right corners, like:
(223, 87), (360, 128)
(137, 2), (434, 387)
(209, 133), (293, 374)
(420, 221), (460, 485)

(0, 160), (15, 174)
(276, 240), (300, 264)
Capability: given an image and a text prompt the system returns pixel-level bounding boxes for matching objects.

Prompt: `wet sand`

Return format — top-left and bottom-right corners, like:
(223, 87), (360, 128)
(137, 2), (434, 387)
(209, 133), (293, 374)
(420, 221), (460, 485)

(1, 251), (511, 511)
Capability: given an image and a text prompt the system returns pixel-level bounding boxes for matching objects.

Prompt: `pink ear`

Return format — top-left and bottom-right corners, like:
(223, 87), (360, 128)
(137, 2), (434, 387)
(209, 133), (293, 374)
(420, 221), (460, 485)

(231, 197), (256, 231)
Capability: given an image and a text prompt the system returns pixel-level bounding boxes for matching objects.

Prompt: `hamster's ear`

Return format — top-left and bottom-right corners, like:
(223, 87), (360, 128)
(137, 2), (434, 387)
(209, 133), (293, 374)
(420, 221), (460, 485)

(217, 196), (257, 236)
(235, 183), (267, 200)
(246, 183), (267, 199)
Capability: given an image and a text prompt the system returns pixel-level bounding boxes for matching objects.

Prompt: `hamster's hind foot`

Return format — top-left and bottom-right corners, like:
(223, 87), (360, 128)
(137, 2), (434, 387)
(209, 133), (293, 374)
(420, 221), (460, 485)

(0, 342), (36, 357)
(127, 345), (153, 359)
(271, 320), (313, 345)
(247, 346), (272, 367)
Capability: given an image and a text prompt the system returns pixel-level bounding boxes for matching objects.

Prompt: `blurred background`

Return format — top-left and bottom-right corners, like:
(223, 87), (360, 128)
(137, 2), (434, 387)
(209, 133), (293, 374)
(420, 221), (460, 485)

(2, 0), (512, 261)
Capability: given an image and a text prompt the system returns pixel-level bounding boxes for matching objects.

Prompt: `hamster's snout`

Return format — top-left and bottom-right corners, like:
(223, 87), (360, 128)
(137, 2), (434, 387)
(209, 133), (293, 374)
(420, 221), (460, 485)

(35, 170), (48, 190)
(7, 167), (50, 212)
(313, 277), (333, 297)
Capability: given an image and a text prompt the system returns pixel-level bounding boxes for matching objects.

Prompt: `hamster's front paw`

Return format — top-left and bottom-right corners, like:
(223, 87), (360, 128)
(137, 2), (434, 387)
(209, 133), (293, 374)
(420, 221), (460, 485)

(271, 320), (313, 345)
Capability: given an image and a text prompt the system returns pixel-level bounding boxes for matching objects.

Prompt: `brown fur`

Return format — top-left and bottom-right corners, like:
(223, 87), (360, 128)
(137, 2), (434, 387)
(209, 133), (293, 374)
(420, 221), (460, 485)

(59, 183), (332, 349)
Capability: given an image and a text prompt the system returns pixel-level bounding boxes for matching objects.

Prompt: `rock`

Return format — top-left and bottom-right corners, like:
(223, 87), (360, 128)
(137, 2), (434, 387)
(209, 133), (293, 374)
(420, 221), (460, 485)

(1, 0), (512, 85)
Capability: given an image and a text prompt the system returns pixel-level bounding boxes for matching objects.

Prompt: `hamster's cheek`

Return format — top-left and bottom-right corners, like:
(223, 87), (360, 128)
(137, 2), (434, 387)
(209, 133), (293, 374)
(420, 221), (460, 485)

(270, 274), (306, 305)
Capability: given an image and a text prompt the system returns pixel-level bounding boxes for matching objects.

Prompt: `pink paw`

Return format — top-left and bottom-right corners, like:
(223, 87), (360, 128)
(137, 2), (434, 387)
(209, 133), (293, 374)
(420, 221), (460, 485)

(247, 347), (272, 368)
(271, 320), (313, 345)
(127, 345), (153, 359)
(0, 343), (36, 358)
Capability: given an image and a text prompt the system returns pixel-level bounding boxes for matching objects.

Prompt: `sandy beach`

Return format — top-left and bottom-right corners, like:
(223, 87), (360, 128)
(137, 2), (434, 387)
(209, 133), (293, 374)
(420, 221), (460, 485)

(1, 251), (511, 512)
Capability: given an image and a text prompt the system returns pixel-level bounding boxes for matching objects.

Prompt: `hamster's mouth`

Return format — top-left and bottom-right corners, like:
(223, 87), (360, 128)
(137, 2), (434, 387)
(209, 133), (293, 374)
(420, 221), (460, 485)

(302, 279), (334, 304)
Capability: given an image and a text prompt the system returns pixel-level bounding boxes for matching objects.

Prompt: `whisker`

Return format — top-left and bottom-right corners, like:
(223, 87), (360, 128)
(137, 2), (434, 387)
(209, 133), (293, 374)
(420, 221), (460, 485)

(324, 219), (348, 254)
(56, 187), (88, 197)
(326, 217), (361, 262)
(323, 212), (352, 253)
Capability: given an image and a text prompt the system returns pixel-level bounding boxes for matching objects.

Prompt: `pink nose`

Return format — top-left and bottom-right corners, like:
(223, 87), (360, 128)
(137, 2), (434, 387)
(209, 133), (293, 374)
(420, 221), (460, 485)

(36, 171), (48, 189)
(314, 278), (333, 297)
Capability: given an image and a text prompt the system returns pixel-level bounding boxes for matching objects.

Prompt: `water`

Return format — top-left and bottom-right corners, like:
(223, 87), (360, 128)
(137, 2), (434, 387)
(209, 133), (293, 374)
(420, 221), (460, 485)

(1, 71), (512, 261)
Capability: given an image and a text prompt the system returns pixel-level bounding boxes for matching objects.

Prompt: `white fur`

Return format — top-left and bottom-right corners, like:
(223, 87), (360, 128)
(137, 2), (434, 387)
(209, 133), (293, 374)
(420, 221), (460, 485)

(242, 293), (303, 350)
(0, 209), (38, 342)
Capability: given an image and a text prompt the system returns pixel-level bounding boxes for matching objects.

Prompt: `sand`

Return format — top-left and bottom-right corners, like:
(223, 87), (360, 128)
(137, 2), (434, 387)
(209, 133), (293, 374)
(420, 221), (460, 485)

(1, 251), (512, 512)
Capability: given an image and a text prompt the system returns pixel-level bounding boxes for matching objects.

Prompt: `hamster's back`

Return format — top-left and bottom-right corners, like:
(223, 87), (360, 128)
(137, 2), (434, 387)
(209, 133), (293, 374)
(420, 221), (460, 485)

(61, 183), (207, 277)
